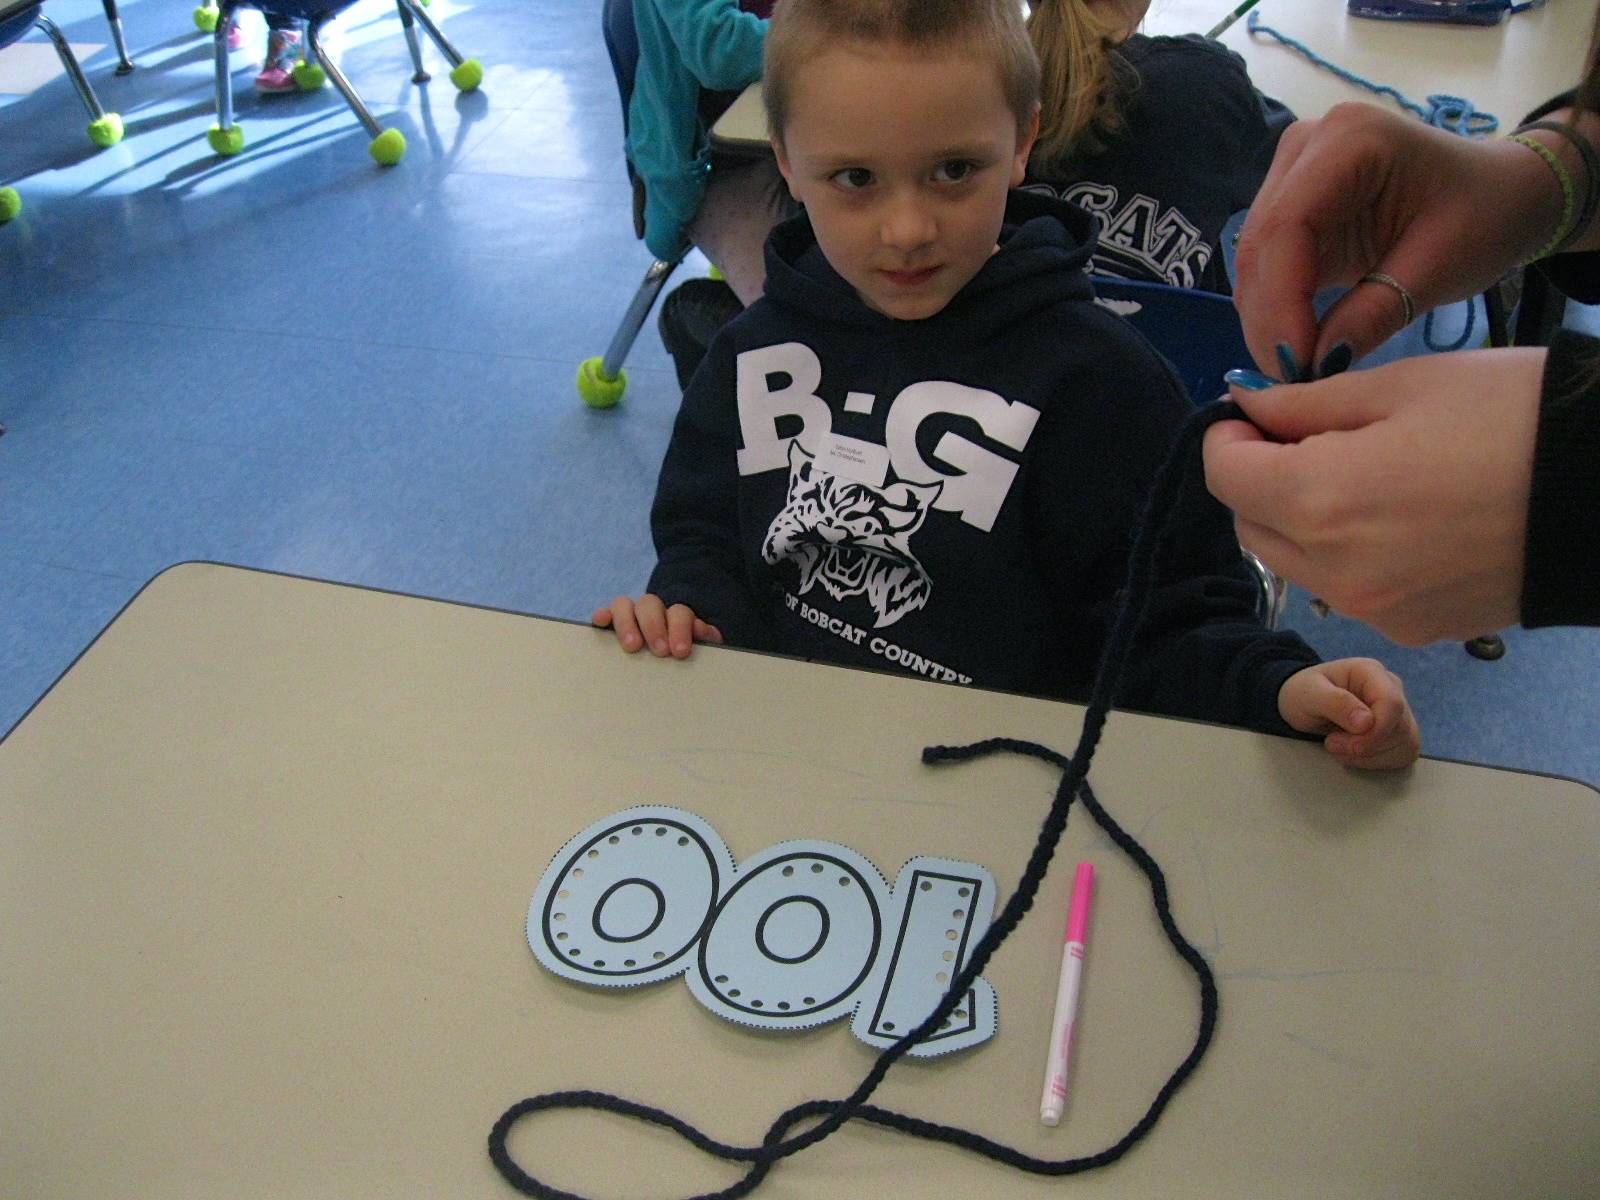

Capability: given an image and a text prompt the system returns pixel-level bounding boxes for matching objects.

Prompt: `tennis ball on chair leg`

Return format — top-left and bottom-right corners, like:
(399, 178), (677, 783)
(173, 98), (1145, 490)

(576, 357), (626, 408)
(207, 123), (245, 155)
(0, 187), (21, 223)
(293, 60), (326, 90)
(194, 4), (219, 31)
(87, 113), (124, 147)
(368, 128), (407, 166)
(449, 58), (482, 92)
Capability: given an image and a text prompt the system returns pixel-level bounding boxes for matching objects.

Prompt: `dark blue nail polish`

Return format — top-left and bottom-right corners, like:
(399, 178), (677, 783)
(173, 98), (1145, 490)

(1224, 367), (1278, 391)
(1317, 342), (1353, 379)
(1274, 343), (1303, 384)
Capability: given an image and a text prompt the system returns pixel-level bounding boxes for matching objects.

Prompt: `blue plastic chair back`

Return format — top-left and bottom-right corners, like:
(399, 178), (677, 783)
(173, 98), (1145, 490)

(0, 0), (41, 50)
(1090, 275), (1286, 625)
(602, 0), (638, 134)
(1089, 276), (1252, 406)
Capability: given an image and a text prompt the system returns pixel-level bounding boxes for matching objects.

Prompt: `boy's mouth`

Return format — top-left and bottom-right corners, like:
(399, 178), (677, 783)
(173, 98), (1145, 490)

(879, 266), (939, 288)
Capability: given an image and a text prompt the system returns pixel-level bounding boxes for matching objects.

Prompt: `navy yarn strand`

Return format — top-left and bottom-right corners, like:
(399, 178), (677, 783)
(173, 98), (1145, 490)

(488, 401), (1244, 1200)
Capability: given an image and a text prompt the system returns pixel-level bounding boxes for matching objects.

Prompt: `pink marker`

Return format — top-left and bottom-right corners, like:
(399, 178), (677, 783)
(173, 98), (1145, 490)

(1040, 861), (1094, 1127)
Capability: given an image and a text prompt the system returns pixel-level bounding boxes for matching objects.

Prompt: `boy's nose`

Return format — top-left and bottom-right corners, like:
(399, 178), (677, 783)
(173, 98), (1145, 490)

(880, 194), (936, 253)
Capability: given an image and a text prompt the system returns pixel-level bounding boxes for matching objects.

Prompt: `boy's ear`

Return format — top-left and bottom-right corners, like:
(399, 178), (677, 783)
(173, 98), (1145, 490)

(771, 136), (799, 199)
(1011, 101), (1041, 186)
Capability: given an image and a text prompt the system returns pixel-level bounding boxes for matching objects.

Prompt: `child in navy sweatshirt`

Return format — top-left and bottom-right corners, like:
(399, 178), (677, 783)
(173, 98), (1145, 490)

(595, 0), (1420, 770)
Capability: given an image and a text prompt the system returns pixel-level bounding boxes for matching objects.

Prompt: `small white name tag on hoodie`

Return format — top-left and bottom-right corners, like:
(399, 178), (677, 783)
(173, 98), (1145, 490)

(817, 432), (889, 488)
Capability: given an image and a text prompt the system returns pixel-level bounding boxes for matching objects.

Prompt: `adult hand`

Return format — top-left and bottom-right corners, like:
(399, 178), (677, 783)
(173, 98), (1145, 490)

(1234, 103), (1563, 377)
(1203, 348), (1547, 645)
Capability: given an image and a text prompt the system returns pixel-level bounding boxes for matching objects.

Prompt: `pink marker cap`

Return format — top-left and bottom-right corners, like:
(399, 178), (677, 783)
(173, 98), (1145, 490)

(1065, 861), (1095, 944)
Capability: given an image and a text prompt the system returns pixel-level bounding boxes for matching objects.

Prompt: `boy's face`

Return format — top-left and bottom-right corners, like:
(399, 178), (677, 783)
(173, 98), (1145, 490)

(773, 42), (1037, 322)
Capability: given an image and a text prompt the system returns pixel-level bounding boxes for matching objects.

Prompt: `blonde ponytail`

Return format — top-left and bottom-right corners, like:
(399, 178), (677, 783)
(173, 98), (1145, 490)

(1027, 0), (1135, 164)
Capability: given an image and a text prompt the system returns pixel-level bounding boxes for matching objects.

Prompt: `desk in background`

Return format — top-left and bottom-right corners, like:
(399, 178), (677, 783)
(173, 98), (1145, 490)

(1224, 0), (1596, 124)
(713, 0), (1598, 148)
(1225, 0), (1596, 344)
(3, 562), (1598, 1197)
(711, 77), (768, 151)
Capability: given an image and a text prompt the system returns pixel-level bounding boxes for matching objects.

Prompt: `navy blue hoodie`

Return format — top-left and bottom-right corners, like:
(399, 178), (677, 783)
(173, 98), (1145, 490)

(647, 191), (1318, 733)
(1022, 34), (1294, 294)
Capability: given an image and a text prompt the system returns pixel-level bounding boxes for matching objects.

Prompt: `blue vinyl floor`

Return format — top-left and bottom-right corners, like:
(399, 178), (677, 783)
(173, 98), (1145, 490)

(3, 0), (1599, 788)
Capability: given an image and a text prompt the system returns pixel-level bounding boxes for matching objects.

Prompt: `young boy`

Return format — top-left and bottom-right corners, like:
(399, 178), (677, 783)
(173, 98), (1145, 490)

(596, 0), (1420, 770)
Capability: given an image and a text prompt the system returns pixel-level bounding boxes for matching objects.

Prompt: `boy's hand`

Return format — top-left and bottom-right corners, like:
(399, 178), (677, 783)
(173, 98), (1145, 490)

(592, 594), (724, 659)
(1278, 658), (1420, 770)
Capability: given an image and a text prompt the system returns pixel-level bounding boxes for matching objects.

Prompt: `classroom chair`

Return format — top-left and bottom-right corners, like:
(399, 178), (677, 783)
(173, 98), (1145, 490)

(0, 0), (126, 226)
(577, 0), (686, 408)
(1089, 276), (1254, 409)
(196, 0), (482, 166)
(3, 0), (136, 75)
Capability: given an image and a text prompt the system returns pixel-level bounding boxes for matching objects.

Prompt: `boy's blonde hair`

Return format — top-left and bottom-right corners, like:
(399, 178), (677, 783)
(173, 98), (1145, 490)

(763, 0), (1041, 146)
(1027, 0), (1136, 162)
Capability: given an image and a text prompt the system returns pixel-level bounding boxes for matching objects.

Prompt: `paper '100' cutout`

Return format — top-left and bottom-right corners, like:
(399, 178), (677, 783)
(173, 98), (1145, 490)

(527, 805), (997, 1057)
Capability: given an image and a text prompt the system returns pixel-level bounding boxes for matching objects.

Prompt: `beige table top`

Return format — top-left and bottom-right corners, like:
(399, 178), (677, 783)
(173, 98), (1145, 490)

(1223, 0), (1597, 123)
(3, 562), (1598, 1199)
(711, 79), (771, 151)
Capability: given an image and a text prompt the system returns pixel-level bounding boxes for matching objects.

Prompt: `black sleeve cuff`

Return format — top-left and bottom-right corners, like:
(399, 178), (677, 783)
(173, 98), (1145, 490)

(1520, 329), (1600, 628)
(1536, 252), (1600, 305)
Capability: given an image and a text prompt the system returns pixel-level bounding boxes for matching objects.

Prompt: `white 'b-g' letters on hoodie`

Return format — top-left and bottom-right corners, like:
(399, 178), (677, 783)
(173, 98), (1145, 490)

(734, 342), (1041, 534)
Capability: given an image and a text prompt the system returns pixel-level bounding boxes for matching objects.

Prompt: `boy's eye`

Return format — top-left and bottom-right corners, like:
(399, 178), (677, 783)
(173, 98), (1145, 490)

(830, 167), (874, 190)
(933, 159), (978, 183)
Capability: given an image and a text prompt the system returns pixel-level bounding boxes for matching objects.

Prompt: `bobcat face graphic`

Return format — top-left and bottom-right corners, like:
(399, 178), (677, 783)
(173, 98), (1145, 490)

(762, 442), (941, 628)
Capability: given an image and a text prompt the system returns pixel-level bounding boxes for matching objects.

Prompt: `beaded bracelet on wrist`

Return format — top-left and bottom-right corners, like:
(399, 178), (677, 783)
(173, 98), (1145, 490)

(1511, 117), (1600, 258)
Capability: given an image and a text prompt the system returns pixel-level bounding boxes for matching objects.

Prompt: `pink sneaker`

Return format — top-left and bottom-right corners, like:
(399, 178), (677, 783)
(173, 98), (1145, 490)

(226, 20), (243, 50)
(254, 28), (301, 94)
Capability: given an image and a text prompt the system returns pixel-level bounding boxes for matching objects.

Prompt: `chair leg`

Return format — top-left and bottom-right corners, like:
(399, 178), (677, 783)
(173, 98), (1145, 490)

(100, 0), (135, 74)
(576, 256), (683, 408)
(206, 1), (243, 154)
(305, 18), (407, 164)
(1242, 549), (1286, 630)
(1512, 267), (1566, 347)
(394, 0), (481, 90)
(306, 18), (380, 138)
(34, 14), (123, 145)
(1484, 281), (1510, 350)
(1464, 634), (1506, 661)
(395, 0), (463, 69)
(603, 258), (681, 379)
(35, 16), (107, 121)
(396, 0), (430, 83)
